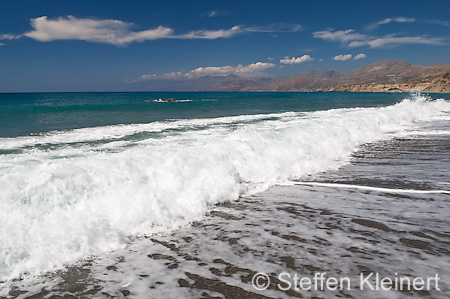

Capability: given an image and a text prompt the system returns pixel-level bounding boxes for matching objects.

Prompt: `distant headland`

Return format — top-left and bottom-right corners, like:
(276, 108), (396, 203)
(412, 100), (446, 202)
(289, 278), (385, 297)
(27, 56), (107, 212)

(203, 60), (450, 93)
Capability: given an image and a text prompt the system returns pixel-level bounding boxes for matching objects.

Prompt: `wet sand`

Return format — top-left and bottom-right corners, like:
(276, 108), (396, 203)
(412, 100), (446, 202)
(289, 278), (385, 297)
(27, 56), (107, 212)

(3, 131), (450, 299)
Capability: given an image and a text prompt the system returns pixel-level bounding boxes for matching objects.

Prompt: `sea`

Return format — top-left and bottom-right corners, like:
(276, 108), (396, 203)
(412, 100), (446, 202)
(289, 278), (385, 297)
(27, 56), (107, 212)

(0, 92), (449, 298)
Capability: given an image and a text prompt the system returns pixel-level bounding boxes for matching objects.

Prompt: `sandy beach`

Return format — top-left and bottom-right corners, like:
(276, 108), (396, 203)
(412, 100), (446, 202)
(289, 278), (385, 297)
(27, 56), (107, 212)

(5, 122), (450, 299)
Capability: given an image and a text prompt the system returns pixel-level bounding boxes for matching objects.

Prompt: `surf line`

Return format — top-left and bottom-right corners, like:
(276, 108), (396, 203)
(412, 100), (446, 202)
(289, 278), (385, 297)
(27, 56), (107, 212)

(295, 182), (450, 195)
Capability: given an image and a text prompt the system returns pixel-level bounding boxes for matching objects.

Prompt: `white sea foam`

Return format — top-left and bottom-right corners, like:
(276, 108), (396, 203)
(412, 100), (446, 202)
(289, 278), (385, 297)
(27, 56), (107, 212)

(0, 94), (449, 286)
(295, 182), (450, 195)
(0, 112), (296, 150)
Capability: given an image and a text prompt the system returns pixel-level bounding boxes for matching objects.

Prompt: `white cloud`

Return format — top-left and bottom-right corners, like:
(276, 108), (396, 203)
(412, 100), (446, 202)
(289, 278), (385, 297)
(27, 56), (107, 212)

(140, 72), (185, 80)
(208, 10), (219, 17)
(255, 24), (302, 33)
(205, 10), (231, 18)
(164, 23), (301, 39)
(354, 53), (366, 60)
(314, 28), (446, 49)
(188, 62), (275, 77)
(19, 16), (302, 46)
(0, 33), (23, 46)
(180, 26), (244, 39)
(368, 17), (450, 30)
(348, 36), (445, 48)
(313, 29), (366, 44)
(201, 10), (229, 18)
(280, 55), (313, 64)
(1, 34), (22, 40)
(425, 19), (450, 27)
(334, 54), (352, 61)
(367, 17), (416, 31)
(24, 16), (173, 46)
(138, 62), (276, 81)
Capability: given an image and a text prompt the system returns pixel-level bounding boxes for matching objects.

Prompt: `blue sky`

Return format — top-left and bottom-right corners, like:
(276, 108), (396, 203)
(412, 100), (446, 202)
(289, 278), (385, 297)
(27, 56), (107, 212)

(0, 0), (449, 92)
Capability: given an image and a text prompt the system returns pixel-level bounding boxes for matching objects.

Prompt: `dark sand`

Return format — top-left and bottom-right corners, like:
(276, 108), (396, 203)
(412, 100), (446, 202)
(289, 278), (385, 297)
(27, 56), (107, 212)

(4, 135), (450, 299)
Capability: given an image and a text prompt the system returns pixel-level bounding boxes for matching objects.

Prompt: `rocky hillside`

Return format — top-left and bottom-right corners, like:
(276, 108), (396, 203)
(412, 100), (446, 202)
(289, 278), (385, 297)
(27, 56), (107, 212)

(424, 73), (450, 93)
(328, 73), (450, 93)
(206, 60), (450, 93)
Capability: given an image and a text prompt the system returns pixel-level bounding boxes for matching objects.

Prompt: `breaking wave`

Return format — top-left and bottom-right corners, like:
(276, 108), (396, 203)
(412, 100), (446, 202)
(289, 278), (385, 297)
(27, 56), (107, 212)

(0, 94), (449, 283)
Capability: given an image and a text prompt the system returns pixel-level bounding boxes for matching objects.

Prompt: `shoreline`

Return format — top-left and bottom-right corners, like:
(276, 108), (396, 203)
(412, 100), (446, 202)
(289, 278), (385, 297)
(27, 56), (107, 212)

(3, 127), (450, 298)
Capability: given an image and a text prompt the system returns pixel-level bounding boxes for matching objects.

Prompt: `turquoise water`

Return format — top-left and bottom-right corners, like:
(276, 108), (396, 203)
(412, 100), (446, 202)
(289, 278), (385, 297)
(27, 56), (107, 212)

(1, 92), (450, 296)
(0, 92), (412, 137)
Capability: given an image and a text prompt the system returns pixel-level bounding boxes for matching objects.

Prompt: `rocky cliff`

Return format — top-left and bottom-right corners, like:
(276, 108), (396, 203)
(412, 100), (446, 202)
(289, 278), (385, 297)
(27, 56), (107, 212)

(325, 73), (450, 93)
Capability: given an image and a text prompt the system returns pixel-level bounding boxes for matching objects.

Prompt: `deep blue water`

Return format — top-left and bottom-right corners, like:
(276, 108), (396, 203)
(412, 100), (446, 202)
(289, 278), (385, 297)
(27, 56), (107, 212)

(0, 92), (422, 138)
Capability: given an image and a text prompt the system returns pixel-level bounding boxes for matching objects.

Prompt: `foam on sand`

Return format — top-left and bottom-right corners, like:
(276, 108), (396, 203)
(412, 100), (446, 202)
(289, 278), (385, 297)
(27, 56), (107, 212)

(295, 182), (450, 195)
(0, 94), (449, 288)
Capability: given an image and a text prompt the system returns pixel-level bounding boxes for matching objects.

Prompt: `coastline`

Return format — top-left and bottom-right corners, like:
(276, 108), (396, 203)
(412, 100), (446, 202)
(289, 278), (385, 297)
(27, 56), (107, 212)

(202, 61), (450, 93)
(1, 93), (449, 298)
(321, 73), (450, 93)
(3, 128), (450, 298)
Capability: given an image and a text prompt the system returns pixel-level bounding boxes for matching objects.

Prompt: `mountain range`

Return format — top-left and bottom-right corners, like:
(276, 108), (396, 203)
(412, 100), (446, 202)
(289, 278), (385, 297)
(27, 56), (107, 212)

(133, 60), (450, 93)
(205, 60), (450, 93)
